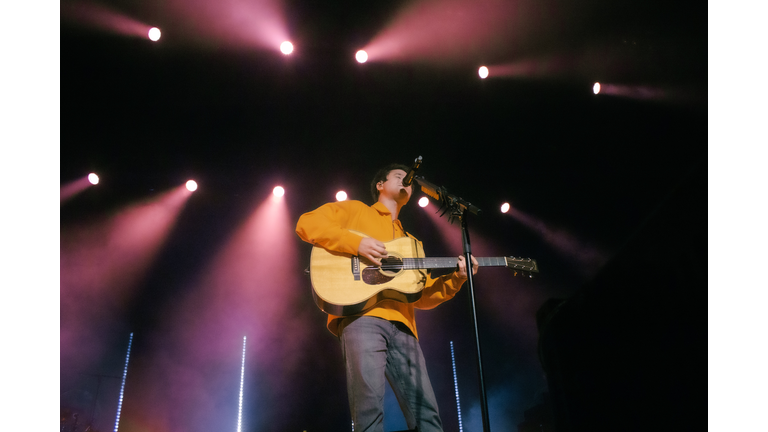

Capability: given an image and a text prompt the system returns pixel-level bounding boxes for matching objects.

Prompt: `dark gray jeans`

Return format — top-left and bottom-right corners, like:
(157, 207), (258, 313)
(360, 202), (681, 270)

(339, 316), (444, 432)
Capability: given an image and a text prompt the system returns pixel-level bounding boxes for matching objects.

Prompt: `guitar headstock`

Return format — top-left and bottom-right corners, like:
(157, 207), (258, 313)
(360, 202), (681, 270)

(504, 257), (539, 277)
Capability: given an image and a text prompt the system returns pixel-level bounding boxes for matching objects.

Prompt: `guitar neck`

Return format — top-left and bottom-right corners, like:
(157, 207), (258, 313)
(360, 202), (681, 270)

(403, 257), (531, 270)
(403, 257), (496, 269)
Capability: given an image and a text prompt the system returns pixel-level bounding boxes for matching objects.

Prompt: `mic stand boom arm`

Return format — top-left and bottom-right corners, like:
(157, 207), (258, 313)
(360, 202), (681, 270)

(413, 176), (491, 432)
(413, 176), (481, 221)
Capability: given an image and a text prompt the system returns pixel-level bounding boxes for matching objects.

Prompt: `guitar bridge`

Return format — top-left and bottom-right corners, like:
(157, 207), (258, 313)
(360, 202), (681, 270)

(351, 256), (361, 281)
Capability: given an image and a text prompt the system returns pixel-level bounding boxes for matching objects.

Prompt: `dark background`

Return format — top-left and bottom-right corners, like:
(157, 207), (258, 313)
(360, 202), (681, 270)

(57, 0), (707, 431)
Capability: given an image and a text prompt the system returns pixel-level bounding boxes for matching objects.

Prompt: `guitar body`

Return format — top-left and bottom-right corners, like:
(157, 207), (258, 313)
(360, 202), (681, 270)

(309, 231), (429, 316)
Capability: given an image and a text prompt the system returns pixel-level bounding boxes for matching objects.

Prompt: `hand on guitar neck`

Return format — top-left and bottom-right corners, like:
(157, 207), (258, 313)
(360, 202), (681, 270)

(456, 254), (480, 279)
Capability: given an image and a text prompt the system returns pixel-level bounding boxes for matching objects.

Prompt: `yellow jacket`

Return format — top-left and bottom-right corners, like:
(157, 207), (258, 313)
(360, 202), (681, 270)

(296, 200), (466, 338)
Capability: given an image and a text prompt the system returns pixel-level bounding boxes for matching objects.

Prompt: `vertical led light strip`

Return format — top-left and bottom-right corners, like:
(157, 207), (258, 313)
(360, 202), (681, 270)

(114, 332), (134, 432)
(237, 336), (246, 432)
(450, 341), (464, 432)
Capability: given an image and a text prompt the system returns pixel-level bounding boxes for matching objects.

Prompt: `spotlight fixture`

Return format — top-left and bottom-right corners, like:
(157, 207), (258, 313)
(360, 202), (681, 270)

(355, 50), (368, 64)
(418, 197), (429, 208)
(273, 186), (285, 197)
(186, 180), (198, 192)
(148, 27), (161, 41)
(593, 82), (601, 94)
(478, 66), (489, 79)
(500, 202), (510, 213)
(88, 173), (100, 185)
(336, 191), (348, 202)
(280, 41), (294, 55)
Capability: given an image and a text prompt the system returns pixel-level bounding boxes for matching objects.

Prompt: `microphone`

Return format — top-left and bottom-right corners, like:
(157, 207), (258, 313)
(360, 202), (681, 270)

(402, 156), (422, 187)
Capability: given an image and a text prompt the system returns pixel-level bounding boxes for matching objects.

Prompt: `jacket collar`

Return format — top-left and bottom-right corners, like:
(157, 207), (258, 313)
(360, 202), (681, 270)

(372, 201), (405, 231)
(372, 201), (391, 216)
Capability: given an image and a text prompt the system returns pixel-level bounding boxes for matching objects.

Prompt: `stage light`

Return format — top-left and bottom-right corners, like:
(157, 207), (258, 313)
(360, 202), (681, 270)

(273, 186), (285, 197)
(418, 197), (429, 208)
(113, 333), (133, 432)
(478, 66), (489, 79)
(148, 27), (161, 41)
(186, 180), (198, 192)
(280, 41), (293, 55)
(88, 173), (100, 185)
(356, 50), (368, 64)
(237, 336), (246, 432)
(593, 82), (601, 94)
(450, 341), (464, 432)
(501, 202), (510, 213)
(336, 191), (347, 202)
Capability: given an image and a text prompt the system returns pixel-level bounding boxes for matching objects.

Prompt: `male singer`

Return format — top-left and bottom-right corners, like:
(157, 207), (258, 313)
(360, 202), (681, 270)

(296, 163), (478, 432)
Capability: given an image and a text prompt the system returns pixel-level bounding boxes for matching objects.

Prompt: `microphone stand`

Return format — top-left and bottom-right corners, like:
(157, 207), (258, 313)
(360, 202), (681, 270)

(414, 176), (491, 432)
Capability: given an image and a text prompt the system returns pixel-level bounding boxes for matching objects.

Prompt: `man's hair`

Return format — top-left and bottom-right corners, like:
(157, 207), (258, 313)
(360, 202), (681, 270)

(370, 163), (411, 202)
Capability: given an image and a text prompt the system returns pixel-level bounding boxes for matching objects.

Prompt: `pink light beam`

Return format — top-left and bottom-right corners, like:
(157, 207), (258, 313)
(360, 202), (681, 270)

(61, 175), (95, 203)
(60, 185), (194, 380)
(162, 0), (290, 51)
(361, 0), (521, 65)
(505, 205), (608, 278)
(119, 190), (311, 431)
(593, 83), (670, 101)
(61, 2), (155, 39)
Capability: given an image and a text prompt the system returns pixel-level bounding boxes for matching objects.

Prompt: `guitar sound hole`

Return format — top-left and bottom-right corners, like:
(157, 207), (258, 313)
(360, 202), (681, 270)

(380, 257), (403, 276)
(361, 256), (403, 285)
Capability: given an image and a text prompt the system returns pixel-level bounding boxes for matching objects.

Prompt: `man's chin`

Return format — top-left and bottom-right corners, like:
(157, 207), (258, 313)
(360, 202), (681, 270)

(398, 189), (412, 202)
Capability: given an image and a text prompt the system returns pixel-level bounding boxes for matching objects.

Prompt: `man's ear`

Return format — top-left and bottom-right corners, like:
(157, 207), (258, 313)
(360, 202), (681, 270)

(376, 181), (384, 192)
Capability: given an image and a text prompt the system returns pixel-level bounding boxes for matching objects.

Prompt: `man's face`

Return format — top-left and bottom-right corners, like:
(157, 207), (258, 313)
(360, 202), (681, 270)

(378, 169), (412, 203)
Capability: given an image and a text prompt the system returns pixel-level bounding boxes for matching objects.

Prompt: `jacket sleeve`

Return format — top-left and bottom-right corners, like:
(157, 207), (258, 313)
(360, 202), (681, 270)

(411, 237), (466, 310)
(413, 272), (466, 310)
(295, 201), (364, 256)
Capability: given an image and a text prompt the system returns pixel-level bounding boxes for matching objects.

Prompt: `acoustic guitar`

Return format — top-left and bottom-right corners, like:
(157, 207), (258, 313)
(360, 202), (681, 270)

(308, 230), (538, 316)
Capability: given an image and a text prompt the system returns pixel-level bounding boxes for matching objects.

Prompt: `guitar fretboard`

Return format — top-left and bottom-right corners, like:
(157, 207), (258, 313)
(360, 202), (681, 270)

(397, 257), (537, 272)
